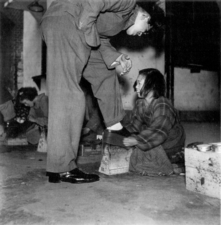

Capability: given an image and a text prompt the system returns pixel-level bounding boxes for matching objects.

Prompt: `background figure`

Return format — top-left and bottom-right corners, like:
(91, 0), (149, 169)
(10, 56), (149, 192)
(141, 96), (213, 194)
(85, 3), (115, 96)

(122, 69), (186, 176)
(14, 90), (31, 124)
(41, 0), (164, 184)
(6, 88), (31, 140)
(18, 87), (48, 145)
(19, 87), (48, 127)
(0, 87), (16, 141)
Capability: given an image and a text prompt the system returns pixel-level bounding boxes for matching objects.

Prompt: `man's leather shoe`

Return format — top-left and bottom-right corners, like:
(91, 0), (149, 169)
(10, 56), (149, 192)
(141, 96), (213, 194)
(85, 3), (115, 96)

(69, 168), (100, 183)
(46, 169), (99, 184)
(103, 127), (131, 147)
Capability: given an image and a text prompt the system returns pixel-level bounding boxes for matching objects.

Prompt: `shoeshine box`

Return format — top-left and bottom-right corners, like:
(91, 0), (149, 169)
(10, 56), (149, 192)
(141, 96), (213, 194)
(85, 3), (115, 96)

(185, 147), (221, 199)
(99, 144), (133, 175)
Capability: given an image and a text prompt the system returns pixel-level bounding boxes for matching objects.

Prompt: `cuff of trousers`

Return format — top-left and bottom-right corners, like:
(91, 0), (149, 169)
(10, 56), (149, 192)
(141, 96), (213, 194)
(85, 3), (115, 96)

(104, 112), (126, 128)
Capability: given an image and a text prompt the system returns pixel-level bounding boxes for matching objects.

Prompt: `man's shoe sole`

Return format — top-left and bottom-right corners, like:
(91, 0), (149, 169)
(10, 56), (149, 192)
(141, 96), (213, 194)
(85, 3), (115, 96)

(61, 176), (99, 183)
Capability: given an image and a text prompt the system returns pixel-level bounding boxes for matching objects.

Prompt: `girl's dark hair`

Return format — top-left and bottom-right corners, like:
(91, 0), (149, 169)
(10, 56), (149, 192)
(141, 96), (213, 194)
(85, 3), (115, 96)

(17, 87), (38, 102)
(134, 68), (165, 98)
(136, 1), (165, 34)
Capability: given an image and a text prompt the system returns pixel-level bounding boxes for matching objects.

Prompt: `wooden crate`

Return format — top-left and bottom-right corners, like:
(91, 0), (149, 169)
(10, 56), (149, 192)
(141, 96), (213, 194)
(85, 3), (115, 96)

(99, 144), (133, 175)
(185, 148), (221, 199)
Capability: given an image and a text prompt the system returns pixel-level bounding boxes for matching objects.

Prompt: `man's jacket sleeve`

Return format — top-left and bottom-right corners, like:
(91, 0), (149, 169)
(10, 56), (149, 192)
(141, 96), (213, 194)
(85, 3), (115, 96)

(99, 38), (122, 69)
(78, 0), (135, 47)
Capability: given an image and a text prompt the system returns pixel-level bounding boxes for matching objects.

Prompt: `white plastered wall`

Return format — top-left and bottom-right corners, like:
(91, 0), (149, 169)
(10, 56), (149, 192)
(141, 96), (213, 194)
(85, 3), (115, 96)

(174, 68), (219, 111)
(118, 47), (165, 110)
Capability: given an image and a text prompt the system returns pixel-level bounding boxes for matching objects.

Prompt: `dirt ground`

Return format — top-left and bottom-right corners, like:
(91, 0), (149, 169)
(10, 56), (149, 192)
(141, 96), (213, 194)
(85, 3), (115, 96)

(0, 122), (220, 225)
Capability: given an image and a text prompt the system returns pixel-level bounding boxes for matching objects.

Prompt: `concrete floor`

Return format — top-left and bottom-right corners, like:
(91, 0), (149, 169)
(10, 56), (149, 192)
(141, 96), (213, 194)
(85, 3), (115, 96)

(0, 122), (220, 225)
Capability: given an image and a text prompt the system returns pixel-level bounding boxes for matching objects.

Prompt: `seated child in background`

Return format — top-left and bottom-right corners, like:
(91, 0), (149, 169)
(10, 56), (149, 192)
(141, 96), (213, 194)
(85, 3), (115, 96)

(122, 68), (186, 176)
(4, 87), (48, 145)
(6, 88), (31, 140)
(18, 87), (48, 145)
(18, 87), (48, 128)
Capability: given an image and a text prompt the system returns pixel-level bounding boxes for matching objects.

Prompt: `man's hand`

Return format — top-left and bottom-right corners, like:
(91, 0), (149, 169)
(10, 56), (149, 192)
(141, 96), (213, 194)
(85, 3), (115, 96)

(123, 136), (138, 147)
(113, 54), (132, 76)
(119, 54), (132, 75)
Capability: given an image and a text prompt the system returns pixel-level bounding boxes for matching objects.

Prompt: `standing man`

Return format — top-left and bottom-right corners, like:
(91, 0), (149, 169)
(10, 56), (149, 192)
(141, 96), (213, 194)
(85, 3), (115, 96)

(41, 0), (164, 183)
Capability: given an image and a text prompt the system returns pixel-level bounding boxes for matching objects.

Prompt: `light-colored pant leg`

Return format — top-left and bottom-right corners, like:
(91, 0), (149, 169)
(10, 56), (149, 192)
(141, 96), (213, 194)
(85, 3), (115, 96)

(41, 15), (90, 173)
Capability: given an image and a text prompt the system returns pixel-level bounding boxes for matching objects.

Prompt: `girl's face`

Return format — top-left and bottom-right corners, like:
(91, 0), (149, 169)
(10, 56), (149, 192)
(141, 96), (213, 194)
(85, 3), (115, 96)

(135, 74), (146, 98)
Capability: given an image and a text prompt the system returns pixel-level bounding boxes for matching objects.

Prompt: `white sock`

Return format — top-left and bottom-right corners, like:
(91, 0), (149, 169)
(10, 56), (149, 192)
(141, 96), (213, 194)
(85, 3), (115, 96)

(107, 122), (123, 131)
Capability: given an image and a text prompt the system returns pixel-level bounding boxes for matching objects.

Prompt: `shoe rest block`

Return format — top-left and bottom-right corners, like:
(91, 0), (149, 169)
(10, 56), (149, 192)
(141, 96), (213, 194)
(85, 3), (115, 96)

(99, 144), (133, 175)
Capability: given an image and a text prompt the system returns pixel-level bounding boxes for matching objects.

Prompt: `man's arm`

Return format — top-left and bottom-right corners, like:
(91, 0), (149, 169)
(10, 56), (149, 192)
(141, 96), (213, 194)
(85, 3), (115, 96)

(99, 38), (132, 74)
(99, 38), (121, 69)
(78, 0), (136, 47)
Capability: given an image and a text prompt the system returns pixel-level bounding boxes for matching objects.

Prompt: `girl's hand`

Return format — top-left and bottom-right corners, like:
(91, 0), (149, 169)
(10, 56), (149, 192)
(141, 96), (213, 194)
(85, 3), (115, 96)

(123, 137), (138, 147)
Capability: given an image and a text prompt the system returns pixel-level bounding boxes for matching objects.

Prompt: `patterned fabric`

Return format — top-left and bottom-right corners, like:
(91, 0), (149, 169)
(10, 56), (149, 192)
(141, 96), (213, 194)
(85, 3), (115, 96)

(13, 99), (30, 120)
(123, 97), (185, 162)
